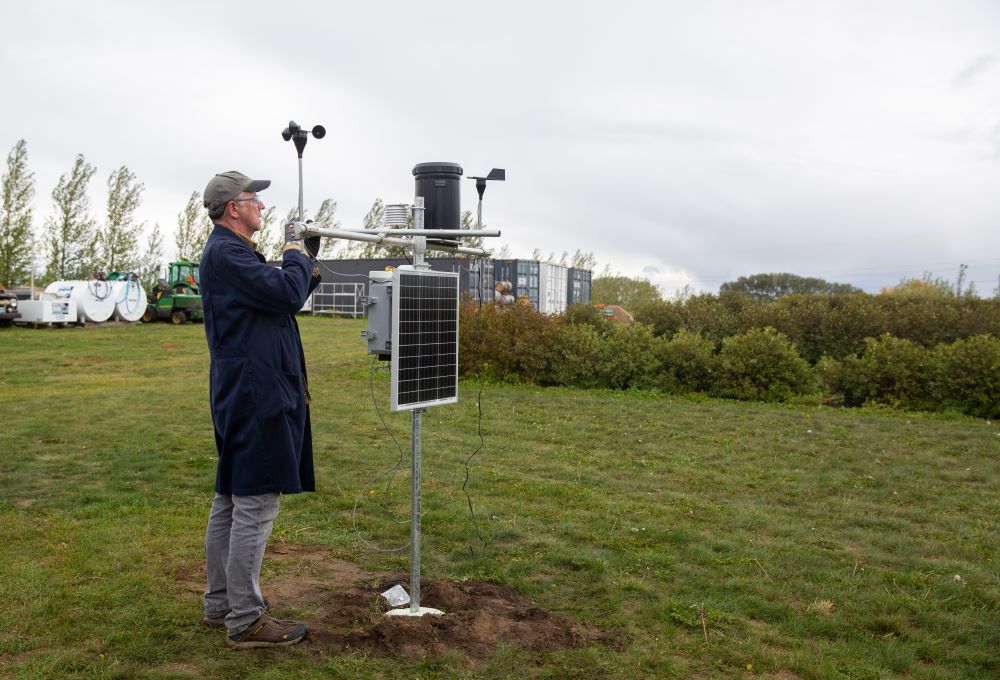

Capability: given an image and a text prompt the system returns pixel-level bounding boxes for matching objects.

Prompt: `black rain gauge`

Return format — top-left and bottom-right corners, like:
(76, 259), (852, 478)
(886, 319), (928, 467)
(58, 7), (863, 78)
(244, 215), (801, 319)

(281, 120), (504, 616)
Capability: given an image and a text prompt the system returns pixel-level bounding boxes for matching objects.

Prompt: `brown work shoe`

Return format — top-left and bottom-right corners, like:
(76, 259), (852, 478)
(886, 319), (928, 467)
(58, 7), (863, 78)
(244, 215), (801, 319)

(226, 612), (307, 649)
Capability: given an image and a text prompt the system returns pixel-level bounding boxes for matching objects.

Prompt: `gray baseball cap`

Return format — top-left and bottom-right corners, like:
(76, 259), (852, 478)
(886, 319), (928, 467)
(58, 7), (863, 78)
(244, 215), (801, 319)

(203, 171), (271, 212)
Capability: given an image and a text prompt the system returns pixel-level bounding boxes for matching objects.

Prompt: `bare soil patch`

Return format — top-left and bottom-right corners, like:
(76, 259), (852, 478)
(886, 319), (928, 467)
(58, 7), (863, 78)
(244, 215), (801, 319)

(175, 542), (618, 662)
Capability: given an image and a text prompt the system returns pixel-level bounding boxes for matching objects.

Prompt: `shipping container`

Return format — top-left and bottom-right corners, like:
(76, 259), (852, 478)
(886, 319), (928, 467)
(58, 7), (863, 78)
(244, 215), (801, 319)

(538, 262), (569, 315)
(284, 257), (490, 315)
(462, 258), (495, 305)
(567, 268), (592, 307)
(493, 259), (540, 309)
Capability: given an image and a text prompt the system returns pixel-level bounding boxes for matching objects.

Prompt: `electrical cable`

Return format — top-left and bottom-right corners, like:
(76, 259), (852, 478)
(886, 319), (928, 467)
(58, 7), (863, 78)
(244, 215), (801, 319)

(350, 355), (411, 553)
(458, 256), (489, 557)
(315, 259), (375, 279)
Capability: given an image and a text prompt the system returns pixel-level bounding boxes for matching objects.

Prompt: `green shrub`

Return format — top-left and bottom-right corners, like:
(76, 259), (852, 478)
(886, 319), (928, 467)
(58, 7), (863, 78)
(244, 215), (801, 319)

(542, 322), (604, 388)
(713, 327), (816, 402)
(814, 355), (846, 406)
(655, 329), (716, 393)
(634, 292), (1000, 364)
(932, 334), (1000, 419)
(634, 293), (759, 345)
(459, 299), (560, 382)
(761, 294), (888, 362)
(562, 302), (605, 329)
(834, 335), (935, 411)
(594, 323), (660, 390)
(633, 298), (686, 338)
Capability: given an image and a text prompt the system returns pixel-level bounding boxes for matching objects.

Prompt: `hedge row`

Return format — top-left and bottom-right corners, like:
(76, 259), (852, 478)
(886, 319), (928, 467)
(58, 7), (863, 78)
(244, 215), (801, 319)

(459, 300), (1000, 418)
(632, 293), (1000, 363)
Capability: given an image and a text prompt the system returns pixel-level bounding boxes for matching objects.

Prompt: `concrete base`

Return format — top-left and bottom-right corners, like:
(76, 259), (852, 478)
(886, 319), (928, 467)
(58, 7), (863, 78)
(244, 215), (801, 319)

(385, 606), (445, 617)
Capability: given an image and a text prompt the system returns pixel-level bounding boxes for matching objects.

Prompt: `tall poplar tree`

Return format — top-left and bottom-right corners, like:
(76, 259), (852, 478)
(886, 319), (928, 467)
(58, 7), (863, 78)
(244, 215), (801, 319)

(45, 154), (97, 281)
(175, 191), (211, 260)
(138, 222), (164, 286)
(352, 198), (387, 258)
(311, 198), (339, 258)
(99, 165), (144, 273)
(255, 206), (281, 260)
(0, 139), (35, 287)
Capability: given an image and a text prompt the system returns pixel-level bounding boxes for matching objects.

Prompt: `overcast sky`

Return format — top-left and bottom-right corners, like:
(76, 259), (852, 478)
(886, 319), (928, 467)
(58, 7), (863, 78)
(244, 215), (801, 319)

(2, 0), (998, 295)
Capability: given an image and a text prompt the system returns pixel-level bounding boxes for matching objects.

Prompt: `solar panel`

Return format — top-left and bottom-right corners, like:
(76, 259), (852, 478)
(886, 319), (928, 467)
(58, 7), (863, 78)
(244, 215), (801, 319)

(391, 268), (460, 411)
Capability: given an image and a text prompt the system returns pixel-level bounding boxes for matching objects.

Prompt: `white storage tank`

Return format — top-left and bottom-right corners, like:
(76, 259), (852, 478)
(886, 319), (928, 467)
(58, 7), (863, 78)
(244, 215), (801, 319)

(111, 277), (147, 322)
(44, 280), (116, 323)
(538, 263), (569, 315)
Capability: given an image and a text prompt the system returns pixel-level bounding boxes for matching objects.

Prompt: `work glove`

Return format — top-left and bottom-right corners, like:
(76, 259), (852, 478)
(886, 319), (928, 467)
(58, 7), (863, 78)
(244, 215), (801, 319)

(304, 219), (321, 258)
(283, 220), (306, 254)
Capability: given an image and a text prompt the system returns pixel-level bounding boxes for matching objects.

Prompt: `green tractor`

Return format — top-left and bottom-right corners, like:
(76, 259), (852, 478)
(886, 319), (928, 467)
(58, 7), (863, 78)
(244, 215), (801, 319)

(143, 259), (204, 324)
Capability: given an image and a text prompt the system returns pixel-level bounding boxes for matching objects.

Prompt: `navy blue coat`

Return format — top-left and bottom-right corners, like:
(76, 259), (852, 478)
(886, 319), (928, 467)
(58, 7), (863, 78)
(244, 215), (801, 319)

(201, 225), (321, 495)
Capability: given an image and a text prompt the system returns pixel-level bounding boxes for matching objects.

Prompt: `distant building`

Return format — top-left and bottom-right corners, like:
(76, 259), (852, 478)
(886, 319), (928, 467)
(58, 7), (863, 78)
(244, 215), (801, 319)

(294, 258), (591, 317)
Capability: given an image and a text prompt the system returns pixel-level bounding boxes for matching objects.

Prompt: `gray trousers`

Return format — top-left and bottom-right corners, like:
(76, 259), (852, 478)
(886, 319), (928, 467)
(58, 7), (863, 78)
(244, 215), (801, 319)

(204, 493), (280, 635)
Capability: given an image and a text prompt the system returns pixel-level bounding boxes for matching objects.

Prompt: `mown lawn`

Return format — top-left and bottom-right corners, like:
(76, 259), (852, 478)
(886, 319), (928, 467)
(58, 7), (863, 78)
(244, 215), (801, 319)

(0, 316), (997, 679)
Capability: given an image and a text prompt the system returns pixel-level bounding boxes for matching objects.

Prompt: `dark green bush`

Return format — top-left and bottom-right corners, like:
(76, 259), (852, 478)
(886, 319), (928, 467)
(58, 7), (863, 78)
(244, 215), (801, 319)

(562, 302), (605, 329)
(459, 299), (560, 382)
(655, 329), (716, 393)
(593, 323), (660, 390)
(932, 334), (1000, 419)
(634, 292), (759, 346)
(633, 292), (1000, 363)
(832, 335), (935, 411)
(713, 327), (816, 402)
(632, 298), (685, 338)
(760, 294), (888, 362)
(460, 297), (999, 418)
(542, 322), (604, 388)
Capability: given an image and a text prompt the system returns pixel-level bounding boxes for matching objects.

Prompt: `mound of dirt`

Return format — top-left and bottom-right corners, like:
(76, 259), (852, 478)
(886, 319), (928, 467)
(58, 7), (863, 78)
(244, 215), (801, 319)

(176, 543), (618, 662)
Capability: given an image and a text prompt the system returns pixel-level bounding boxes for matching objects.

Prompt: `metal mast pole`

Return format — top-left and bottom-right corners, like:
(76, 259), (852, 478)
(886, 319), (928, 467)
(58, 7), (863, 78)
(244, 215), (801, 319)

(409, 407), (425, 612)
(297, 156), (304, 221)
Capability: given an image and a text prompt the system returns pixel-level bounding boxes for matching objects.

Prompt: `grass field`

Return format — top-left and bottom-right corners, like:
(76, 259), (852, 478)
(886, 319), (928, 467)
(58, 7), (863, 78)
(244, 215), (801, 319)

(0, 316), (997, 679)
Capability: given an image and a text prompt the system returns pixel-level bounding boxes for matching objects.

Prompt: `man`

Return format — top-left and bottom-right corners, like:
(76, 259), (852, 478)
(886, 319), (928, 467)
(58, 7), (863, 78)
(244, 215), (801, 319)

(199, 170), (321, 649)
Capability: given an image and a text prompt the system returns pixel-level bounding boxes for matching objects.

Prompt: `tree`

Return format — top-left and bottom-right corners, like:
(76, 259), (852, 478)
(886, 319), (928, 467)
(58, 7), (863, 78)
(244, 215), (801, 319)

(591, 274), (662, 308)
(720, 273), (862, 300)
(175, 191), (211, 260)
(571, 250), (596, 270)
(269, 199), (341, 259)
(493, 244), (512, 259)
(45, 154), (98, 281)
(0, 139), (35, 287)
(344, 198), (390, 259)
(459, 209), (483, 249)
(99, 165), (144, 273)
(310, 198), (340, 258)
(881, 271), (976, 299)
(137, 222), (164, 286)
(255, 206), (281, 260)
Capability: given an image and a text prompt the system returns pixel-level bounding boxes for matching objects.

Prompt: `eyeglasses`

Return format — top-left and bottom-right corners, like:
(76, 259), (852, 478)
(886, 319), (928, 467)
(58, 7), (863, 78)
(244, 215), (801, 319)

(232, 196), (264, 207)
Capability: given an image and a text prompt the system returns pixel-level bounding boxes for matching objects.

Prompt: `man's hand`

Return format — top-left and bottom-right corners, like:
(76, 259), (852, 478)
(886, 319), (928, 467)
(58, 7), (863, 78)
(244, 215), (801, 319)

(285, 220), (306, 244)
(283, 220), (306, 254)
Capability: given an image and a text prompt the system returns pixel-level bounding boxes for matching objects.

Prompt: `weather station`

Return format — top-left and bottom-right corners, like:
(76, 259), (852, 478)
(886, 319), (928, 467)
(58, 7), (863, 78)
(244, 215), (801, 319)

(281, 120), (505, 617)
